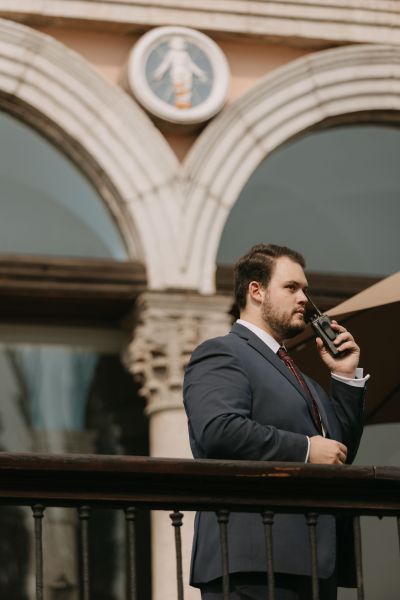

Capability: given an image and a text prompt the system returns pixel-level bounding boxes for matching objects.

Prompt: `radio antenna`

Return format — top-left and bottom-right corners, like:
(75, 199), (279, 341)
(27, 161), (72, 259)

(304, 290), (322, 316)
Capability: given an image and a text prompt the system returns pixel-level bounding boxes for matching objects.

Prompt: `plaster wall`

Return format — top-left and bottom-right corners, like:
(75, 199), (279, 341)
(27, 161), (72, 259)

(36, 27), (310, 160)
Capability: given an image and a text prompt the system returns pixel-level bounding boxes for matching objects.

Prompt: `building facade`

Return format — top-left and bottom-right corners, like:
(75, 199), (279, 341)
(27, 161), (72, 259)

(0, 2), (399, 598)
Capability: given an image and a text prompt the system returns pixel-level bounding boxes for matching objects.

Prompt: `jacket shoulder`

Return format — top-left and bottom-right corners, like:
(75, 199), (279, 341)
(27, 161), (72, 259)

(189, 330), (244, 359)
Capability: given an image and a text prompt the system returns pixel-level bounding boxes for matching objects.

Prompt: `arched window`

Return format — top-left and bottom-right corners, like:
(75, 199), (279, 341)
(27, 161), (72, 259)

(0, 112), (128, 260)
(218, 124), (400, 278)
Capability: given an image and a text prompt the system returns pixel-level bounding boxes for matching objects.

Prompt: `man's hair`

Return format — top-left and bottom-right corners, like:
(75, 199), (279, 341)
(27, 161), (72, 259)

(233, 243), (306, 310)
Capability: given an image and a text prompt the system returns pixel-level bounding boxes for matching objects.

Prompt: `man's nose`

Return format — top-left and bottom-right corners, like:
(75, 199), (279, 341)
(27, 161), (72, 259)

(298, 289), (308, 304)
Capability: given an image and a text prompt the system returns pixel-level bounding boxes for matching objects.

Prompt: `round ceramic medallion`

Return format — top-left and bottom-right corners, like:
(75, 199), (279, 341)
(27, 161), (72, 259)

(126, 26), (230, 126)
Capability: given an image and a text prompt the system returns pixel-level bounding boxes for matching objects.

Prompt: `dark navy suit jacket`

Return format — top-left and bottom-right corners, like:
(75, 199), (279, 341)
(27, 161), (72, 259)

(183, 323), (366, 587)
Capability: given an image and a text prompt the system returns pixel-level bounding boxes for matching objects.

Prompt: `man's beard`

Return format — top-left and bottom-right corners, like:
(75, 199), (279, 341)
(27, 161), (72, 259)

(261, 297), (306, 341)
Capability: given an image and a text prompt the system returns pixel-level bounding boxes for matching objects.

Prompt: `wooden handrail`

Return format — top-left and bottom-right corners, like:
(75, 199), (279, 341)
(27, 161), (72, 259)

(0, 453), (398, 516)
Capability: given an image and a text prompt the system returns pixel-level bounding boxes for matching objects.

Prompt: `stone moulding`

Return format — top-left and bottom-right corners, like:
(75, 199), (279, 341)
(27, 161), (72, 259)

(182, 44), (400, 293)
(0, 1), (400, 47)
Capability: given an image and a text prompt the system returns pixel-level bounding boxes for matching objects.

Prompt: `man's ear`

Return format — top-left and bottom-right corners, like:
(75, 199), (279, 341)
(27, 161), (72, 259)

(248, 281), (264, 305)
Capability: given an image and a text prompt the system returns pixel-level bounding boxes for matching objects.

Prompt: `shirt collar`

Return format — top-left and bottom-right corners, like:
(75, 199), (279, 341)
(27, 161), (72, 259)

(237, 319), (281, 354)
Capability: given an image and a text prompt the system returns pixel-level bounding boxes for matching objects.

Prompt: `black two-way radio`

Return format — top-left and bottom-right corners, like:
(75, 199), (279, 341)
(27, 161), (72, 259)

(304, 291), (341, 357)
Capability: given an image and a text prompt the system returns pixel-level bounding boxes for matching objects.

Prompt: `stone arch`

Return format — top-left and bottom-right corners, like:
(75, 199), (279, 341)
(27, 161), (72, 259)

(182, 44), (400, 293)
(0, 18), (182, 289)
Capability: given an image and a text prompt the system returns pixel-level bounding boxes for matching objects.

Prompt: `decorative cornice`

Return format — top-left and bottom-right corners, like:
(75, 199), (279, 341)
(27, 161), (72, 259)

(1, 1), (400, 47)
(0, 255), (146, 325)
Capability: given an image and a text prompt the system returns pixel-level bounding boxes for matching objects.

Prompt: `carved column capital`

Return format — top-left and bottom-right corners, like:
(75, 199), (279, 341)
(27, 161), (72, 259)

(123, 291), (231, 417)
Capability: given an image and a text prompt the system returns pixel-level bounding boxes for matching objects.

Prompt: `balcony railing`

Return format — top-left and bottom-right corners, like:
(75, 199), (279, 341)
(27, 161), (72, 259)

(0, 453), (399, 600)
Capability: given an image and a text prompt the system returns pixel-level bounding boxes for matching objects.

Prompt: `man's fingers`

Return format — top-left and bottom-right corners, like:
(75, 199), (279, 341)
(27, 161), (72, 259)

(336, 442), (347, 464)
(331, 441), (347, 464)
(309, 437), (348, 465)
(336, 341), (357, 353)
(333, 331), (353, 345)
(337, 442), (348, 455)
(330, 321), (346, 333)
(317, 329), (358, 355)
(333, 447), (346, 464)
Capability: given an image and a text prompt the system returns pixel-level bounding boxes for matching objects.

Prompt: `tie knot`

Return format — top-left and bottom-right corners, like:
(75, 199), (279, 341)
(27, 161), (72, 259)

(277, 347), (295, 367)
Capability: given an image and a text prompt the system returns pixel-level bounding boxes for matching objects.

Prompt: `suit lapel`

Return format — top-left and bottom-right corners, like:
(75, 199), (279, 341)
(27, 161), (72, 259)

(231, 323), (311, 405)
(231, 323), (330, 434)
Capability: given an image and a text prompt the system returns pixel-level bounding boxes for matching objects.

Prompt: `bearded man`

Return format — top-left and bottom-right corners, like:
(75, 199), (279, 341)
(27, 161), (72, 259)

(183, 243), (368, 600)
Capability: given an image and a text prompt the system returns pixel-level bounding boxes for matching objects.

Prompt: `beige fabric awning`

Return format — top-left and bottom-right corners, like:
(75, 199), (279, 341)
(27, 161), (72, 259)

(289, 271), (400, 425)
(327, 271), (400, 317)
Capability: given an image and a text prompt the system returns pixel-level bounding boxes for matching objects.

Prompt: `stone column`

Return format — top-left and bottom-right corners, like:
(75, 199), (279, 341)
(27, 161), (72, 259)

(124, 291), (232, 600)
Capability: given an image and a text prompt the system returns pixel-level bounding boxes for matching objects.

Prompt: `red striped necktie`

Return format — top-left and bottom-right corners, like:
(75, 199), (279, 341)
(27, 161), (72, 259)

(277, 347), (323, 436)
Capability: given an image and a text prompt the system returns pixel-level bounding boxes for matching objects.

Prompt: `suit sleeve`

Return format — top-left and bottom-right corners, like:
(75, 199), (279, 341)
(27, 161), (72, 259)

(329, 378), (366, 464)
(183, 338), (309, 462)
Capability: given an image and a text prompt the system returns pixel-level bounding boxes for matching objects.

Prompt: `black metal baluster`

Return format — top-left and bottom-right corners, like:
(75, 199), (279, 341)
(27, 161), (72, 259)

(125, 507), (137, 600)
(217, 509), (230, 600)
(397, 516), (400, 555)
(262, 511), (275, 600)
(306, 513), (319, 600)
(353, 516), (365, 600)
(170, 510), (184, 600)
(78, 505), (91, 600)
(397, 517), (400, 549)
(32, 504), (45, 600)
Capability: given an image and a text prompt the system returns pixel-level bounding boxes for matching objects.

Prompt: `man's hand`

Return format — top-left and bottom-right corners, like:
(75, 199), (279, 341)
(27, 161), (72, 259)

(309, 436), (348, 464)
(316, 320), (360, 378)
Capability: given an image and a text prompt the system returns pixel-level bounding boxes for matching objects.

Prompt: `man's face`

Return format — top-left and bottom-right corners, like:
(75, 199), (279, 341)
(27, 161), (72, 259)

(261, 256), (308, 341)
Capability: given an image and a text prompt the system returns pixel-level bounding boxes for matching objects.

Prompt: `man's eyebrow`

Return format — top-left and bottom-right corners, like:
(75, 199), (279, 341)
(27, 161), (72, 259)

(284, 279), (303, 286)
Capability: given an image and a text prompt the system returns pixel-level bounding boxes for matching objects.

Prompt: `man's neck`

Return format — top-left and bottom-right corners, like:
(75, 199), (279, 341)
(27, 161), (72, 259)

(237, 319), (283, 353)
(239, 313), (283, 345)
